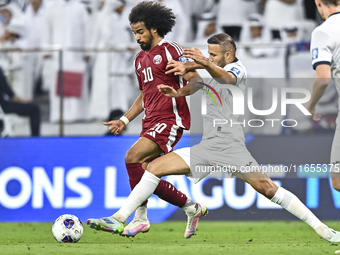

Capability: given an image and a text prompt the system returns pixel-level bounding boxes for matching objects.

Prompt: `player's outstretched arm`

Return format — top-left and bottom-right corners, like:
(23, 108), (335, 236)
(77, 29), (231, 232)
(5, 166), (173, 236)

(158, 74), (203, 98)
(158, 85), (180, 97)
(103, 91), (144, 136)
(306, 65), (331, 121)
(165, 60), (203, 76)
(184, 48), (237, 85)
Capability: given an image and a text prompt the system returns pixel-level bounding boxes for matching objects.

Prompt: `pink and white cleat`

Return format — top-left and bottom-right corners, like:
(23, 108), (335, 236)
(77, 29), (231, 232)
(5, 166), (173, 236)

(121, 218), (150, 237)
(184, 203), (208, 239)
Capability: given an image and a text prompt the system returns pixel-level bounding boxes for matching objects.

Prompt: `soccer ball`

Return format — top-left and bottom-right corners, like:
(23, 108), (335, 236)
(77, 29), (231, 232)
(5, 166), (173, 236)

(52, 214), (83, 243)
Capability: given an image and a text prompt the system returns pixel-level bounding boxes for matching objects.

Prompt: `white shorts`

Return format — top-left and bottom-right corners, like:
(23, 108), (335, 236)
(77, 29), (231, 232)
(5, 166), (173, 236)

(173, 137), (259, 183)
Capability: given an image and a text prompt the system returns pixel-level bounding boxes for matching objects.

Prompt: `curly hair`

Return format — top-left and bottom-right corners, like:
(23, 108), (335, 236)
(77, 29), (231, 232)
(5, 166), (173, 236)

(129, 1), (176, 38)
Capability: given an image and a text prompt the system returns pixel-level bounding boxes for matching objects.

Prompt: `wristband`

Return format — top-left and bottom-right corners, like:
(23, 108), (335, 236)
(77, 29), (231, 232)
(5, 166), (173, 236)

(120, 116), (129, 125)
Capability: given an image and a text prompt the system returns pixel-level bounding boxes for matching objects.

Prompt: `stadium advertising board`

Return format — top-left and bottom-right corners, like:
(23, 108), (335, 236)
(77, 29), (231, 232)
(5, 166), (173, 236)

(0, 135), (339, 223)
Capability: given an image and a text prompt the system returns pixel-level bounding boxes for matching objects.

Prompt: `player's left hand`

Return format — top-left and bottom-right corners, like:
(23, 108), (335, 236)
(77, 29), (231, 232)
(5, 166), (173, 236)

(307, 106), (321, 121)
(157, 84), (179, 98)
(183, 48), (208, 66)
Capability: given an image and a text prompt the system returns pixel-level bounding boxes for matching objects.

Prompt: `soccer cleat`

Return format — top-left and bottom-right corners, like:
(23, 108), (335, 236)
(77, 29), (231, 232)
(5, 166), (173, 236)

(121, 218), (150, 237)
(184, 203), (208, 239)
(86, 217), (124, 235)
(319, 228), (340, 242)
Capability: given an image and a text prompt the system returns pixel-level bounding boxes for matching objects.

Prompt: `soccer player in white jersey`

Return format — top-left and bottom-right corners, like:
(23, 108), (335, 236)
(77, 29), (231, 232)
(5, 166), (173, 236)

(100, 33), (340, 242)
(306, 0), (340, 192)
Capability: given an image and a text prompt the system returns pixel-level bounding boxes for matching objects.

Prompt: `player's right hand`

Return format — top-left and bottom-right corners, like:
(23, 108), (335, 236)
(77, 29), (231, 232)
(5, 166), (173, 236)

(307, 106), (321, 121)
(103, 120), (125, 136)
(166, 60), (186, 76)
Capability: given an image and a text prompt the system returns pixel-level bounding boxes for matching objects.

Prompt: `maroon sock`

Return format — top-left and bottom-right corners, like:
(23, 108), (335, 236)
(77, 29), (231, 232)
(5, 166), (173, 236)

(154, 179), (187, 208)
(126, 163), (148, 206)
(126, 163), (187, 208)
(126, 163), (145, 190)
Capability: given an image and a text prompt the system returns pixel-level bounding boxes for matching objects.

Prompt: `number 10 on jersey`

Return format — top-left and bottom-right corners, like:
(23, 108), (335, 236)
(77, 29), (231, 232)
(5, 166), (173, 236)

(142, 67), (154, 83)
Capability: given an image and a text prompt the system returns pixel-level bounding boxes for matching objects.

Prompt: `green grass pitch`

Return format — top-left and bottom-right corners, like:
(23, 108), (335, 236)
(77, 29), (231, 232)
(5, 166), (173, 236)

(1, 221), (340, 255)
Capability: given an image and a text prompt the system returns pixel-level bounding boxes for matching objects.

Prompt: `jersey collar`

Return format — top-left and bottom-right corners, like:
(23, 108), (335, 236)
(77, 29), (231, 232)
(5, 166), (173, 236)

(147, 39), (164, 53)
(232, 57), (239, 63)
(329, 12), (340, 18)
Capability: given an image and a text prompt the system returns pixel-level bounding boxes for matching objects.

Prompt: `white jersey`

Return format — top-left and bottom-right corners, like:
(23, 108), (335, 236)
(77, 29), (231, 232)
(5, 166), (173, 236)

(311, 12), (340, 114)
(202, 58), (247, 142)
(174, 58), (259, 183)
(311, 12), (340, 166)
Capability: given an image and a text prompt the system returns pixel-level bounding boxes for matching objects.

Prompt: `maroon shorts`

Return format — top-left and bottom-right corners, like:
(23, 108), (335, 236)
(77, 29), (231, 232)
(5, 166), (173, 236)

(141, 120), (184, 154)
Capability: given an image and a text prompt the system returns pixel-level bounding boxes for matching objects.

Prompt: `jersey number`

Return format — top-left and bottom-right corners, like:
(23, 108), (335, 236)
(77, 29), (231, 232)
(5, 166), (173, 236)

(150, 123), (167, 134)
(142, 67), (154, 83)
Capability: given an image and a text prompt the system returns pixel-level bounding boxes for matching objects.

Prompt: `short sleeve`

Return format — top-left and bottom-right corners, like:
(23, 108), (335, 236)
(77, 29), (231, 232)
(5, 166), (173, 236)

(224, 64), (246, 86)
(164, 41), (189, 63)
(164, 42), (189, 85)
(311, 28), (333, 70)
(133, 54), (143, 90)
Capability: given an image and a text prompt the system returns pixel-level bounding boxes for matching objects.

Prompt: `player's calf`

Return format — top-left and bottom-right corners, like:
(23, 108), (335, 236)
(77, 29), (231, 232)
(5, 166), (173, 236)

(331, 173), (340, 192)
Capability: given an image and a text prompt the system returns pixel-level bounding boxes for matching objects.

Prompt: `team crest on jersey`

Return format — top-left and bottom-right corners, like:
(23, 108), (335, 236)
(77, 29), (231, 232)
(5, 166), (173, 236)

(312, 48), (318, 60)
(153, 55), (162, 65)
(231, 67), (241, 75)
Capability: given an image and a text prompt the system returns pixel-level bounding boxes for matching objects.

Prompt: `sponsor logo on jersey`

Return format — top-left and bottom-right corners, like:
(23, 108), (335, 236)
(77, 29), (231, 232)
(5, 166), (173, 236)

(312, 48), (318, 60)
(153, 55), (162, 65)
(137, 62), (141, 70)
(231, 67), (241, 75)
(179, 56), (188, 63)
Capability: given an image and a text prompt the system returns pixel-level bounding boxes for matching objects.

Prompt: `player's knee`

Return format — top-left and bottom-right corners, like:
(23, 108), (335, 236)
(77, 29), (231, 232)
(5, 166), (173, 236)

(146, 161), (162, 178)
(125, 149), (141, 164)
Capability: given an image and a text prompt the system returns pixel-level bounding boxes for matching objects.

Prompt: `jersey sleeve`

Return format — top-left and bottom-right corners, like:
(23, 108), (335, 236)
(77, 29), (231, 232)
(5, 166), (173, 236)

(224, 63), (246, 87)
(133, 53), (143, 90)
(164, 42), (189, 86)
(311, 28), (333, 70)
(164, 41), (189, 63)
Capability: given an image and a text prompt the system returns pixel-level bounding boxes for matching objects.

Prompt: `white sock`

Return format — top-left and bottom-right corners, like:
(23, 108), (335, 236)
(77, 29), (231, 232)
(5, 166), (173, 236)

(135, 205), (148, 221)
(271, 187), (327, 235)
(113, 171), (160, 223)
(182, 199), (197, 215)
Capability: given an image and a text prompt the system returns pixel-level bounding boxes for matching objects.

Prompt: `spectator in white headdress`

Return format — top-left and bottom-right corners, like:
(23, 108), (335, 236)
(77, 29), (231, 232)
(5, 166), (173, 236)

(42, 0), (90, 123)
(21, 0), (46, 99)
(0, 17), (30, 100)
(194, 12), (222, 44)
(240, 13), (278, 58)
(262, 0), (304, 40)
(217, 0), (258, 41)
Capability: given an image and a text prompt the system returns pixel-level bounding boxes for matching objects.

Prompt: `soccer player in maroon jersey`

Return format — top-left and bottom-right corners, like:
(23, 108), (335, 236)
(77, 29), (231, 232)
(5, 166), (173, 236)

(87, 1), (206, 238)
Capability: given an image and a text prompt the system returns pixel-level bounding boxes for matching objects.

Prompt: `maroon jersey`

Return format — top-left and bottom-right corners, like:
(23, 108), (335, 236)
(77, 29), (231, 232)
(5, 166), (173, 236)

(134, 39), (190, 130)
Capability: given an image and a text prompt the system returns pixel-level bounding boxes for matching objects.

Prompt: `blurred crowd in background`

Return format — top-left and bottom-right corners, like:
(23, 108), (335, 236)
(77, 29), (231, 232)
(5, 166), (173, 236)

(0, 0), (337, 137)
